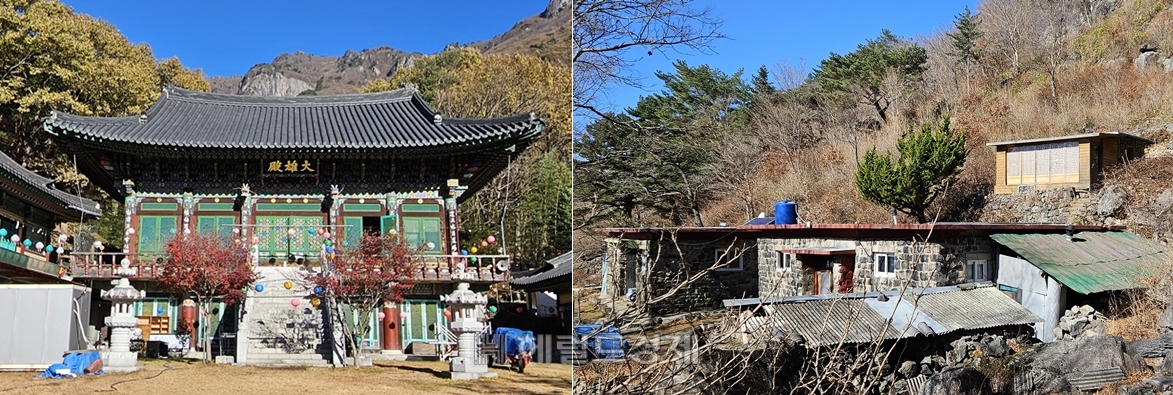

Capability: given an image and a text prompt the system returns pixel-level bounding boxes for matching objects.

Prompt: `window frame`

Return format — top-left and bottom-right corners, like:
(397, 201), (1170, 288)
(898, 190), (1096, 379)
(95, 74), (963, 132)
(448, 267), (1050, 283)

(777, 251), (793, 272)
(714, 250), (744, 271)
(967, 259), (989, 282)
(873, 253), (897, 277)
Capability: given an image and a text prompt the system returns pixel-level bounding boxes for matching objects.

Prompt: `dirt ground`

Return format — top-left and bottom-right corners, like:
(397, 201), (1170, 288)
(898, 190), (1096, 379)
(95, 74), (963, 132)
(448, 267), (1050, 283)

(0, 359), (570, 395)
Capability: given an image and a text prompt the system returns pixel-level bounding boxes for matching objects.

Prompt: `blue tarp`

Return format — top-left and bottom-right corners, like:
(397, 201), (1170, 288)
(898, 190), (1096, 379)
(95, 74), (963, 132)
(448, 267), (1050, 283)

(574, 324), (626, 359)
(494, 327), (536, 356)
(40, 351), (103, 378)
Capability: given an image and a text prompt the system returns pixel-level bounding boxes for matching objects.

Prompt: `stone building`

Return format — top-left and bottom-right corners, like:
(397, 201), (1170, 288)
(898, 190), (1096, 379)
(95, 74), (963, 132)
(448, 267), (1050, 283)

(42, 86), (544, 363)
(601, 223), (1134, 320)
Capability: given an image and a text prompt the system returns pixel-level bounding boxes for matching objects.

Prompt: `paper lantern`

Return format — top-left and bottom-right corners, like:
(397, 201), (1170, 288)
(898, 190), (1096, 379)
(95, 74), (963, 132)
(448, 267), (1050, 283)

(22, 239), (31, 247)
(283, 281), (293, 290)
(307, 228), (316, 235)
(310, 298), (321, 308)
(443, 310), (452, 319)
(127, 228), (136, 235)
(399, 312), (408, 319)
(487, 235), (496, 244)
(325, 246), (334, 253)
(254, 284), (264, 292)
(291, 299), (301, 307)
(10, 235), (18, 243)
(45, 245), (54, 253)
(58, 234), (67, 243)
(516, 307), (524, 313)
(232, 228), (241, 234)
(470, 246), (478, 254)
(480, 240), (488, 248)
(488, 306), (498, 314)
(169, 228), (176, 234)
(313, 286), (322, 294)
(35, 242), (43, 251)
(324, 239), (333, 246)
(0, 229), (7, 237)
(378, 312), (386, 321)
(461, 249), (469, 256)
(156, 305), (165, 315)
(426, 242), (435, 251)
(470, 257), (478, 263)
(287, 228), (296, 237)
(322, 232), (331, 240)
(317, 229), (325, 236)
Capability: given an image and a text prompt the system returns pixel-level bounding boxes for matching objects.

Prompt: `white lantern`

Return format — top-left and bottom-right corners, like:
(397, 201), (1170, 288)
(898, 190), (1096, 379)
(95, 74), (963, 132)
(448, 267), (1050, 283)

(127, 228), (136, 235)
(10, 235), (19, 243)
(35, 242), (43, 251)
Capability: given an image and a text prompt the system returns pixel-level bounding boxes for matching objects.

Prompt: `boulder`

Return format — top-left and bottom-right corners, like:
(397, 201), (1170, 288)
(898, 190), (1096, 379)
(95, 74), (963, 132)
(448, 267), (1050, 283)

(918, 367), (992, 395)
(1143, 375), (1173, 391)
(1098, 185), (1128, 217)
(1130, 332), (1173, 358)
(1118, 383), (1157, 395)
(1022, 335), (1145, 393)
(900, 360), (919, 379)
(1160, 304), (1173, 329)
(1163, 351), (1173, 375)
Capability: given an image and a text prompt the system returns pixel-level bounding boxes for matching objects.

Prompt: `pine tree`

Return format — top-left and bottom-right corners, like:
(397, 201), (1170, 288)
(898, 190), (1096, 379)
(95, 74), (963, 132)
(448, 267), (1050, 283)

(856, 116), (968, 223)
(947, 6), (983, 91)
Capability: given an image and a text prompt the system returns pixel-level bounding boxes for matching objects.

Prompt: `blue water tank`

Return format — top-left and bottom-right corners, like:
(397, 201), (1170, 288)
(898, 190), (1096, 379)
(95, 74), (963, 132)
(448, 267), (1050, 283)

(775, 200), (798, 225)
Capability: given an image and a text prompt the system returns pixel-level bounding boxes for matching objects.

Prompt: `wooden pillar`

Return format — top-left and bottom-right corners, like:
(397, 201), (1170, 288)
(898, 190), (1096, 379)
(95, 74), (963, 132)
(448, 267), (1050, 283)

(381, 303), (401, 351)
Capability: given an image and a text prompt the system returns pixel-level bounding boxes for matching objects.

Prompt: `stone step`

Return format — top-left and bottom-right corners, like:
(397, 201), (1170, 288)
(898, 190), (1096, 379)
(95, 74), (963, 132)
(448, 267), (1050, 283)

(248, 353), (328, 360)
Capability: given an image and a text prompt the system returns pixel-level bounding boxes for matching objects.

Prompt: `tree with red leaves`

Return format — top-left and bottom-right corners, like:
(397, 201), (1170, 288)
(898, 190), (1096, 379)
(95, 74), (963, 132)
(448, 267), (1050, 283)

(156, 232), (256, 361)
(308, 232), (419, 367)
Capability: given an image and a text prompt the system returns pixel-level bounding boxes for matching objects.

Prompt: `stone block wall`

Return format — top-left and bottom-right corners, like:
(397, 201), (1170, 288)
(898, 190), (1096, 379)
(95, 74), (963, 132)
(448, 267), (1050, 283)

(758, 237), (995, 299)
(604, 237), (759, 317)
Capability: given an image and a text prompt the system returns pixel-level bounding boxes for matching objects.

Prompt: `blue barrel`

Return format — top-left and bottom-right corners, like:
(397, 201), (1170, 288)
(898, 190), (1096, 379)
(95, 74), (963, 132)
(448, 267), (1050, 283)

(774, 200), (798, 225)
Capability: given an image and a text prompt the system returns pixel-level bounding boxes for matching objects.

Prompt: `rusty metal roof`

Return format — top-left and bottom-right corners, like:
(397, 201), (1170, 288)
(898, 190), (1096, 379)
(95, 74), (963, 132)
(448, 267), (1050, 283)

(990, 231), (1166, 294)
(738, 284), (1041, 347)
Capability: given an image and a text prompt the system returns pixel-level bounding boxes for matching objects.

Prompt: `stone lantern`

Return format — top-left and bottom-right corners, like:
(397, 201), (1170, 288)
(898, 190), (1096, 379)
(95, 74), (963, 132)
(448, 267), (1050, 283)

(100, 258), (145, 372)
(438, 281), (495, 380)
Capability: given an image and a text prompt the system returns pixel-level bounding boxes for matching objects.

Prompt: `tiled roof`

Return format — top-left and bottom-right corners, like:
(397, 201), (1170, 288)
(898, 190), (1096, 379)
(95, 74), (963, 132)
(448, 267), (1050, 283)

(991, 231), (1166, 294)
(42, 86), (543, 156)
(0, 151), (100, 217)
(736, 285), (1041, 347)
(511, 252), (572, 286)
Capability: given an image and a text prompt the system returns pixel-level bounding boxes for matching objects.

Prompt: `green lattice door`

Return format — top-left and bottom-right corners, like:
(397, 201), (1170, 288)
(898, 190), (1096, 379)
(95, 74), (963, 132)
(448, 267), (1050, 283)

(401, 299), (444, 344)
(255, 215), (323, 261)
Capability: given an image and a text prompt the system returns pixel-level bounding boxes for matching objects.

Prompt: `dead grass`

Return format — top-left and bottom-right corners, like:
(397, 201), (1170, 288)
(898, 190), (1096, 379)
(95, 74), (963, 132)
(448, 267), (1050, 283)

(0, 359), (570, 395)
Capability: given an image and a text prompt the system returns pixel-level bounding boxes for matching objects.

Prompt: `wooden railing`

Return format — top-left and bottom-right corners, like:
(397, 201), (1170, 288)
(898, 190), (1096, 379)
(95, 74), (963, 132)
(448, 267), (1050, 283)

(66, 252), (511, 283)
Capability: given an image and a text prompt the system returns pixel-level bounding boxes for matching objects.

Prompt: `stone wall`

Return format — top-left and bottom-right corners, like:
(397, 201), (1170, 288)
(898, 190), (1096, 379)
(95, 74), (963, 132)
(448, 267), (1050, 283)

(758, 237), (994, 299)
(604, 237), (759, 317)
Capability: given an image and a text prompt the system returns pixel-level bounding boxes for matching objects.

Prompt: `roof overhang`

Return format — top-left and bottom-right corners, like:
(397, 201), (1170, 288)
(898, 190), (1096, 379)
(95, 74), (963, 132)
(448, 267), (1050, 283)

(602, 223), (1124, 241)
(986, 131), (1153, 147)
(779, 247), (857, 255)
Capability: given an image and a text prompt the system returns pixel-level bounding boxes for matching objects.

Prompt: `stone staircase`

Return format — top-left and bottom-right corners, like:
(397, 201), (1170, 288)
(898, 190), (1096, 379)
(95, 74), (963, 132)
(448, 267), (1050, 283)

(241, 266), (333, 367)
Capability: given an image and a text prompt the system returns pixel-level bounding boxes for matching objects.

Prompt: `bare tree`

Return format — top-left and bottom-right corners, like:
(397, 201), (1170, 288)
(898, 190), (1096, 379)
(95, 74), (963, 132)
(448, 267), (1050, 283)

(573, 0), (725, 118)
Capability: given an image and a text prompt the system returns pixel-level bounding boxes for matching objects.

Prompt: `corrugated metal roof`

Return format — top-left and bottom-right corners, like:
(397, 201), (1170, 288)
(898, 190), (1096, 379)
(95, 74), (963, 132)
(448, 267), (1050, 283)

(0, 151), (100, 217)
(511, 252), (572, 286)
(991, 232), (1166, 294)
(741, 285), (1041, 347)
(43, 86), (543, 154)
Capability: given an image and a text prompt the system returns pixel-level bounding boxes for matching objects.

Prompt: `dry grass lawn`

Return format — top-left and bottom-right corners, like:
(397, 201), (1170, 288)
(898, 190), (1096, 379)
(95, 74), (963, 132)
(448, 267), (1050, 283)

(0, 359), (570, 395)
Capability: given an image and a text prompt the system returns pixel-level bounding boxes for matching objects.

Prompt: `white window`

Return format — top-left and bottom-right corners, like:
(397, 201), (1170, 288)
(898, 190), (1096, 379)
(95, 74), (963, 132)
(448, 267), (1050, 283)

(715, 250), (744, 271)
(778, 252), (793, 272)
(967, 259), (989, 282)
(874, 253), (896, 277)
(1006, 142), (1079, 186)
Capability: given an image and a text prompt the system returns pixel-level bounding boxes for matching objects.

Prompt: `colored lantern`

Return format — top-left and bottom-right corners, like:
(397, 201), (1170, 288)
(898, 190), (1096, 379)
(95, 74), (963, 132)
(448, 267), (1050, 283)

(45, 245), (54, 253)
(254, 284), (264, 292)
(342, 241), (350, 247)
(307, 228), (316, 235)
(470, 246), (478, 254)
(322, 232), (331, 239)
(22, 239), (31, 247)
(488, 306), (498, 314)
(443, 309), (452, 319)
(313, 286), (322, 294)
(0, 229), (6, 237)
(232, 228), (241, 234)
(287, 228), (296, 237)
(169, 228), (176, 234)
(156, 305), (165, 315)
(324, 239), (333, 246)
(378, 312), (386, 321)
(251, 236), (260, 244)
(461, 249), (469, 256)
(291, 299), (301, 307)
(317, 229), (325, 236)
(35, 242), (43, 251)
(399, 312), (408, 319)
(487, 235), (496, 244)
(310, 298), (321, 308)
(480, 241), (488, 248)
(516, 307), (524, 314)
(283, 281), (293, 290)
(470, 257), (478, 263)
(325, 246), (334, 253)
(425, 242), (435, 251)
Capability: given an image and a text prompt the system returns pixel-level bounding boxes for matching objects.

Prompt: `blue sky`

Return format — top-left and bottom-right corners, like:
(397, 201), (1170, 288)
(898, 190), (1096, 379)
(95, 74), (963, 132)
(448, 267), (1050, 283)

(66, 0), (550, 77)
(596, 0), (979, 114)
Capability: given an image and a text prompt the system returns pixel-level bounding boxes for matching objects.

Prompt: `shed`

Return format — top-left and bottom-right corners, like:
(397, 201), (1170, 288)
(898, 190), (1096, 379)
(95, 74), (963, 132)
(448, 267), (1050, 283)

(992, 231), (1166, 342)
(987, 132), (1151, 194)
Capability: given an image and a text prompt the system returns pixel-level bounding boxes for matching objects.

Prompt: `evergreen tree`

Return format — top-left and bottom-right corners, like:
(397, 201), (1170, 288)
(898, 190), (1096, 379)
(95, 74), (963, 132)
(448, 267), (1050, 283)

(947, 6), (983, 90)
(855, 116), (968, 223)
(813, 30), (927, 123)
